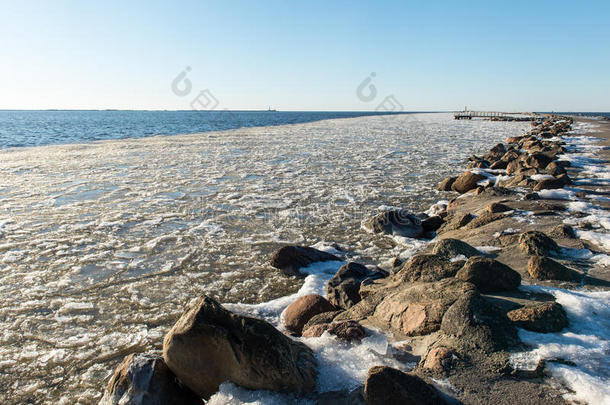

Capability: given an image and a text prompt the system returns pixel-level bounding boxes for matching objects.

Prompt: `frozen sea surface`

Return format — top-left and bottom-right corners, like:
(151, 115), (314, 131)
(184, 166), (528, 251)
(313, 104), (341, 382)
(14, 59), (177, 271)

(0, 113), (530, 404)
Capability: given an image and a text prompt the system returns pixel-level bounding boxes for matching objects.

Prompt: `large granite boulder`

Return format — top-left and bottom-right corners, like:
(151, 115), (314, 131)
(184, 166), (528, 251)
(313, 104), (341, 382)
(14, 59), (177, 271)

(545, 161), (566, 176)
(371, 278), (476, 337)
(163, 297), (317, 399)
(436, 176), (457, 191)
(518, 231), (560, 256)
(451, 171), (486, 193)
(283, 294), (336, 335)
(549, 224), (576, 239)
(527, 256), (580, 281)
(395, 254), (462, 282)
(455, 257), (521, 293)
(524, 153), (553, 169)
(432, 238), (480, 259)
(440, 291), (517, 352)
(487, 143), (507, 160)
(364, 210), (423, 238)
(326, 262), (387, 309)
(507, 302), (568, 333)
(363, 366), (447, 405)
(421, 215), (444, 232)
(99, 353), (203, 405)
(270, 245), (341, 277)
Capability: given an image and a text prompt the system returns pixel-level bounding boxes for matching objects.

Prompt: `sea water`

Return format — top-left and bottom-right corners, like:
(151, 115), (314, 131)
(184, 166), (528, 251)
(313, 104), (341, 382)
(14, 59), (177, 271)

(0, 112), (565, 404)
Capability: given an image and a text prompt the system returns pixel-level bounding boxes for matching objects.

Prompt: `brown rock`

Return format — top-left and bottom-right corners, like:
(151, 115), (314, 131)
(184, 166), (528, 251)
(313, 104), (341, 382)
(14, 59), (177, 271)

(302, 320), (366, 341)
(421, 347), (457, 373)
(549, 224), (577, 239)
(396, 254), (461, 282)
(505, 136), (523, 144)
(465, 212), (508, 229)
(364, 366), (447, 405)
(391, 256), (404, 270)
(283, 294), (336, 335)
(507, 302), (569, 333)
(302, 310), (342, 331)
(372, 278), (476, 337)
(451, 171), (487, 193)
(533, 177), (564, 191)
(163, 297), (317, 399)
(433, 238), (480, 258)
(437, 212), (474, 232)
(524, 153), (553, 169)
(501, 150), (521, 162)
(506, 159), (526, 175)
(467, 160), (490, 169)
(488, 143), (507, 159)
(489, 160), (508, 170)
(99, 353), (203, 405)
(487, 202), (512, 214)
(456, 257), (521, 293)
(437, 176), (457, 191)
(527, 256), (580, 281)
(518, 231), (560, 256)
(545, 161), (567, 176)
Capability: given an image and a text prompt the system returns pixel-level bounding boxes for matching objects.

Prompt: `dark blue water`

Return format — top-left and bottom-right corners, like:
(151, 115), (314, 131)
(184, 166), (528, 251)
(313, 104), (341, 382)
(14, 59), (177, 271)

(0, 110), (406, 149)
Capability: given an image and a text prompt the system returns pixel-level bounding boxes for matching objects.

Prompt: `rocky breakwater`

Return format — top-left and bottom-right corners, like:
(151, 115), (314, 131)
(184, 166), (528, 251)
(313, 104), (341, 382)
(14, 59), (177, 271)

(99, 116), (608, 404)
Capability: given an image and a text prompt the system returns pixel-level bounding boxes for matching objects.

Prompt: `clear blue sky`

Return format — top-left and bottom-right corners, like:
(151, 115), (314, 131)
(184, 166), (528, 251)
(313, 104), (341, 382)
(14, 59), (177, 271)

(1, 0), (608, 111)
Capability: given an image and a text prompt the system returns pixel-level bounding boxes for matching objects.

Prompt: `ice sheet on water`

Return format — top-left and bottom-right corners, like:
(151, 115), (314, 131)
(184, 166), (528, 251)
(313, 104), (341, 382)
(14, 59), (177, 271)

(0, 113), (532, 403)
(511, 285), (610, 405)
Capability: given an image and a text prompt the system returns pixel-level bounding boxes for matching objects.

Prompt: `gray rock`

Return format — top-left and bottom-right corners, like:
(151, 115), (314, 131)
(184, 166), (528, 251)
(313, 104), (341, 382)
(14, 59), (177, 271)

(441, 291), (517, 352)
(364, 210), (424, 238)
(422, 215), (444, 232)
(316, 387), (365, 405)
(326, 262), (388, 309)
(270, 245), (341, 277)
(99, 353), (203, 405)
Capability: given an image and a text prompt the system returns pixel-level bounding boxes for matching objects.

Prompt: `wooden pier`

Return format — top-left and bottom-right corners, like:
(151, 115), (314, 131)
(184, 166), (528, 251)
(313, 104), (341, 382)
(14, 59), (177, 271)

(454, 111), (546, 121)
